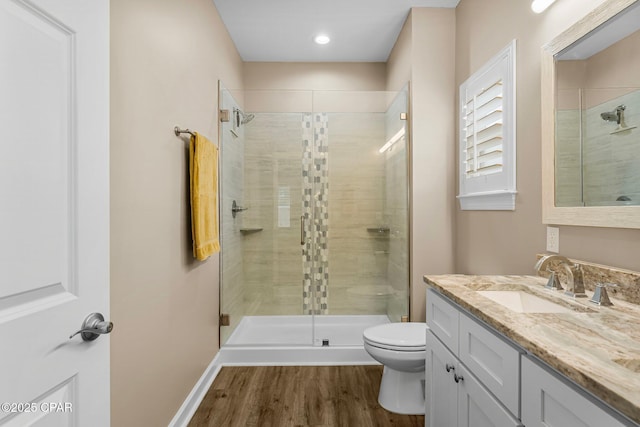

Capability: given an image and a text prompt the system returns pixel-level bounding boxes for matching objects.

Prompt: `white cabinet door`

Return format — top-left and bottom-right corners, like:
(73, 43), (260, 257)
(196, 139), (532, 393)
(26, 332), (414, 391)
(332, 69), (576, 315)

(426, 330), (521, 427)
(426, 331), (458, 427)
(457, 363), (521, 427)
(0, 1), (110, 426)
(459, 313), (521, 416)
(522, 357), (628, 427)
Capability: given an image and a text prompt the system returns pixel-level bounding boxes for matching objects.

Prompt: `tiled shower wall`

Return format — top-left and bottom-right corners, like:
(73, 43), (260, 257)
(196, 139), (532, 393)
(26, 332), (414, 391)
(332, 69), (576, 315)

(242, 113), (304, 315)
(555, 108), (582, 206)
(556, 89), (640, 206)
(241, 112), (390, 315)
(326, 113), (387, 315)
(583, 90), (640, 205)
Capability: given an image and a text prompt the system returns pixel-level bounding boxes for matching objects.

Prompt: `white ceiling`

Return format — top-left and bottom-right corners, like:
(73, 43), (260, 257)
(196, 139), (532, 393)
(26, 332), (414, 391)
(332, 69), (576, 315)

(212, 0), (460, 62)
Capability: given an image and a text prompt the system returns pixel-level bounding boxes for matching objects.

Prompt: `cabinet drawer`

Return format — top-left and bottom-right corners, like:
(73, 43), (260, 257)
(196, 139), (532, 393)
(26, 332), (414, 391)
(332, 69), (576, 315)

(522, 357), (628, 427)
(459, 313), (521, 417)
(426, 288), (459, 354)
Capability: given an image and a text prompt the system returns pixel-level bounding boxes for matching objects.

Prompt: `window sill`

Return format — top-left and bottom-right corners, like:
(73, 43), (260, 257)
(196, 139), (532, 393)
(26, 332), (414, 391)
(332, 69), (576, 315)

(457, 190), (517, 211)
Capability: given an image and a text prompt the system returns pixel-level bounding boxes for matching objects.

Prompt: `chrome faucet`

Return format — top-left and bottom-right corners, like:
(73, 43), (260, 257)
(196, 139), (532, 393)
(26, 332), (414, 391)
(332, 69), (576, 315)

(534, 254), (587, 298)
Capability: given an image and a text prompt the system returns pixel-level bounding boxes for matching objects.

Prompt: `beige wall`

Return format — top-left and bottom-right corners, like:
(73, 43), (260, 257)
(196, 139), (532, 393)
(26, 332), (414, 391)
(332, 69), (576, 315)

(110, 0), (243, 425)
(386, 9), (457, 321)
(244, 62), (387, 91)
(587, 29), (640, 91)
(455, 0), (640, 275)
(386, 15), (412, 92)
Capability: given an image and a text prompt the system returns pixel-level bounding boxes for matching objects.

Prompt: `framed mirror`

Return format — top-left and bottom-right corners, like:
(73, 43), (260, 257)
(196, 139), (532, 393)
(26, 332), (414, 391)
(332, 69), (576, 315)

(542, 0), (640, 228)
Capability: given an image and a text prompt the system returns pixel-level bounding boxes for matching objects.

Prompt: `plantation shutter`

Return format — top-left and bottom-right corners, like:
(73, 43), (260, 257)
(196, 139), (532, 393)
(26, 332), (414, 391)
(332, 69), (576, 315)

(458, 40), (517, 210)
(463, 80), (504, 177)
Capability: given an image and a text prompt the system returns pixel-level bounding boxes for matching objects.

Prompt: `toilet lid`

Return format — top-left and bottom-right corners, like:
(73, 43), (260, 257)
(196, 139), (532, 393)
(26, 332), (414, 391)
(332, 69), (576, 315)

(363, 322), (427, 351)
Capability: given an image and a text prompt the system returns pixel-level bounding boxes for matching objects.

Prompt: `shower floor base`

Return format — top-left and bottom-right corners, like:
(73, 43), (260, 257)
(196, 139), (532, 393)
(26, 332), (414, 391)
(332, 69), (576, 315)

(219, 315), (390, 366)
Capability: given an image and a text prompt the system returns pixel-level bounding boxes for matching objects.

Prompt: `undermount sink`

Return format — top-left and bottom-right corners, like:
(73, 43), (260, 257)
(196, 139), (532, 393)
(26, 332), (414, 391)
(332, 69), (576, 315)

(478, 290), (573, 314)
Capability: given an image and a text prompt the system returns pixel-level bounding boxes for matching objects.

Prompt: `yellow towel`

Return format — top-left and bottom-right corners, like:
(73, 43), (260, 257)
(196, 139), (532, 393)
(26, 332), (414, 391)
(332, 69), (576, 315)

(190, 132), (220, 260)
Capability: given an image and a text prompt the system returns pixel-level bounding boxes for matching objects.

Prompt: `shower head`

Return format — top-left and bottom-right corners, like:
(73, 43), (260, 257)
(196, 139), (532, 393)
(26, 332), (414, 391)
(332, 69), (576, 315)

(600, 111), (619, 122)
(241, 113), (255, 125)
(600, 105), (636, 135)
(233, 108), (255, 126)
(601, 105), (626, 124)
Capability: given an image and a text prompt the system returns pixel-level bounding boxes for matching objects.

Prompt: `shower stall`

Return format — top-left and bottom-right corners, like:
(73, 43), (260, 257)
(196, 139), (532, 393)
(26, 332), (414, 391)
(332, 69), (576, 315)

(218, 84), (410, 361)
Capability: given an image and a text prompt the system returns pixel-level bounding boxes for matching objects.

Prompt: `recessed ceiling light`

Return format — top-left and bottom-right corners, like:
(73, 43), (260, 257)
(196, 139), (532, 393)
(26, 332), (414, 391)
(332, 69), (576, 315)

(314, 34), (331, 45)
(531, 0), (556, 13)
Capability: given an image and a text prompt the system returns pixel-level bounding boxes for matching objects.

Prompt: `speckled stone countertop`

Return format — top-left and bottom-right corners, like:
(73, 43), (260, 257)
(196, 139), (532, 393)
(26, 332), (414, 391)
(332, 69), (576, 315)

(423, 274), (640, 425)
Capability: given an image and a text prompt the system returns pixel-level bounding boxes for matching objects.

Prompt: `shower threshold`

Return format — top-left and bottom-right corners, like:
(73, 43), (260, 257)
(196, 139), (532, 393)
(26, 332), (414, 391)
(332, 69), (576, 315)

(218, 315), (390, 366)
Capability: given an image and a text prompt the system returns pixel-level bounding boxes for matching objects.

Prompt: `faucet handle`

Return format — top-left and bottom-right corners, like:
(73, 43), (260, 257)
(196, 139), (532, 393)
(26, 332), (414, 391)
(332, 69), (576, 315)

(544, 271), (563, 291)
(589, 283), (616, 306)
(571, 263), (586, 297)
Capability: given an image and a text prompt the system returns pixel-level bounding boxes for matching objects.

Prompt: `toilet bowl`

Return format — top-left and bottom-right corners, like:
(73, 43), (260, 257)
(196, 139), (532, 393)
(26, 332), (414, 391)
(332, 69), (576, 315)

(363, 322), (427, 415)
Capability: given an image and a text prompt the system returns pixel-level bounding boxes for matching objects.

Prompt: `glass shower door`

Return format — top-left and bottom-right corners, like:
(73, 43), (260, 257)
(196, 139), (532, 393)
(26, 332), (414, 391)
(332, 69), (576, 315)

(219, 85), (314, 346)
(219, 86), (410, 348)
(309, 89), (411, 346)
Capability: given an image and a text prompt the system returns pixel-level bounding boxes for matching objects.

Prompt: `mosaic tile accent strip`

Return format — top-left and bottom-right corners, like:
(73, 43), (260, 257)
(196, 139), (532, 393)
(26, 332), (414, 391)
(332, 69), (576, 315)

(301, 113), (330, 314)
(302, 114), (313, 313)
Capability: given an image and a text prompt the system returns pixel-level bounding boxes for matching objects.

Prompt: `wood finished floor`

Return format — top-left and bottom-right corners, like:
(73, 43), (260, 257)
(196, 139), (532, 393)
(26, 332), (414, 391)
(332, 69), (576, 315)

(189, 365), (425, 427)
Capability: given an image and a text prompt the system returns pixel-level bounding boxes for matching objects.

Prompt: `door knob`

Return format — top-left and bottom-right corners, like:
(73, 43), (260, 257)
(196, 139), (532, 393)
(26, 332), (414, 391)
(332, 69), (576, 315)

(69, 312), (113, 341)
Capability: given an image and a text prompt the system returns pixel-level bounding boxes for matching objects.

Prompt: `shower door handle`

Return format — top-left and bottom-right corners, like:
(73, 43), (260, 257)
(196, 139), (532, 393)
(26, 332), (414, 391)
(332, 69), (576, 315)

(300, 215), (305, 245)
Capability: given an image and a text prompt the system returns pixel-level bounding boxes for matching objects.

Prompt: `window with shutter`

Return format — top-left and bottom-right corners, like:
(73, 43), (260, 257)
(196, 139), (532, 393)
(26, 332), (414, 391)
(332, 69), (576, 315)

(458, 40), (517, 210)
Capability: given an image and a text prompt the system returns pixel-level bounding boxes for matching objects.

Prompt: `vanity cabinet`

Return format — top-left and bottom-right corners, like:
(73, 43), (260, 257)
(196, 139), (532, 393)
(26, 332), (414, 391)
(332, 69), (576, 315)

(426, 331), (521, 427)
(521, 356), (629, 427)
(426, 288), (522, 427)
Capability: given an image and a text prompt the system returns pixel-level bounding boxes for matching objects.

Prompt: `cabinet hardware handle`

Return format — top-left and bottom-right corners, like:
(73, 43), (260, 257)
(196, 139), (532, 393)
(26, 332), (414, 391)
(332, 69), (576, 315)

(454, 373), (464, 383)
(445, 364), (455, 373)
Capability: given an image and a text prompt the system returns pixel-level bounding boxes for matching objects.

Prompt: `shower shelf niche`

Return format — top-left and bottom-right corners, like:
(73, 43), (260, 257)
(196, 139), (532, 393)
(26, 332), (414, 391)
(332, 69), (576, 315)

(366, 227), (390, 234)
(240, 228), (263, 234)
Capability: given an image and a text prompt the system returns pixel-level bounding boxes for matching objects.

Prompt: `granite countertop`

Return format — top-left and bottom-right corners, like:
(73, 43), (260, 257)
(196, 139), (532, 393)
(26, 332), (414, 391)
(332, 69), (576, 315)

(423, 274), (640, 425)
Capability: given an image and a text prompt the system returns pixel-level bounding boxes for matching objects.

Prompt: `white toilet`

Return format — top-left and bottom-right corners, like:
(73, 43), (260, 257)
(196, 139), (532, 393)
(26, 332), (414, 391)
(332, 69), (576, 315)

(363, 322), (427, 415)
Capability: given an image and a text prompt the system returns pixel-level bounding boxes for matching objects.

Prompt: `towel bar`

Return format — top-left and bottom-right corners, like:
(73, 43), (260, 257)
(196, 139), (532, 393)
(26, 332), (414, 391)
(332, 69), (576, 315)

(174, 126), (196, 137)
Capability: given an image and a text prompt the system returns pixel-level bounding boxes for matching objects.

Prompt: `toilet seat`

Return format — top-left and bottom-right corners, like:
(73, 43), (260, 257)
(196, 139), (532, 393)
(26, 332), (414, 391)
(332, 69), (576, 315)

(363, 323), (426, 352)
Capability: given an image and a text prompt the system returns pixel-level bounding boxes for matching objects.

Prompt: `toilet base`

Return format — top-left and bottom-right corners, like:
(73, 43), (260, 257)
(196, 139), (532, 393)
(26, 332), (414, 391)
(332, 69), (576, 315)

(377, 365), (425, 415)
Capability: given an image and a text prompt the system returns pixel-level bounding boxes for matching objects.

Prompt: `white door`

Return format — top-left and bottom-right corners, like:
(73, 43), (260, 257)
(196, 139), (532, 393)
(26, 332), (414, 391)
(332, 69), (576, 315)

(0, 0), (110, 425)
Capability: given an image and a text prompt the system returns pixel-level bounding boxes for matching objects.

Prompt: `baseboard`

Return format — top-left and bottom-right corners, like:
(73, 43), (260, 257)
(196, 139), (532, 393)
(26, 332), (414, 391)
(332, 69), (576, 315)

(168, 353), (222, 427)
